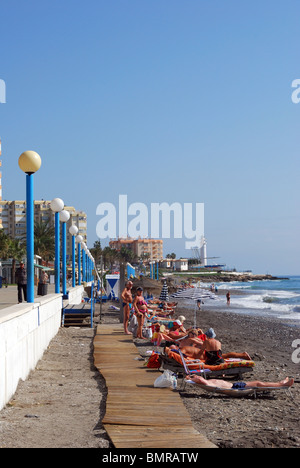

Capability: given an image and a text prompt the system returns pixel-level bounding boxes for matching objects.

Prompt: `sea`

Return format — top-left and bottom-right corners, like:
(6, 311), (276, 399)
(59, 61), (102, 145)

(197, 276), (300, 327)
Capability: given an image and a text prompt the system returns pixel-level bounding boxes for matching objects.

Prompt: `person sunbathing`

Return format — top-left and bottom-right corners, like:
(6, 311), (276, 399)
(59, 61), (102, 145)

(148, 301), (176, 317)
(189, 375), (294, 390)
(155, 320), (188, 346)
(178, 328), (252, 364)
(178, 329), (205, 349)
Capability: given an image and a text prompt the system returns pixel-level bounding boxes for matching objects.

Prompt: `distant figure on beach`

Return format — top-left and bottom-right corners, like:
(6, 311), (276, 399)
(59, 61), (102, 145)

(121, 281), (133, 335)
(197, 299), (202, 310)
(189, 375), (294, 391)
(15, 262), (27, 303)
(226, 291), (230, 306)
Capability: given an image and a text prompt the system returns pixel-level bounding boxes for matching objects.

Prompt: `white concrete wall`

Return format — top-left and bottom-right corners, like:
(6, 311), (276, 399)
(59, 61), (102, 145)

(68, 285), (84, 304)
(0, 294), (63, 411)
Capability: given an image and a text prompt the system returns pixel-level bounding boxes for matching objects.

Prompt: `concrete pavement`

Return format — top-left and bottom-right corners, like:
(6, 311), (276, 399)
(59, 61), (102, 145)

(0, 284), (57, 310)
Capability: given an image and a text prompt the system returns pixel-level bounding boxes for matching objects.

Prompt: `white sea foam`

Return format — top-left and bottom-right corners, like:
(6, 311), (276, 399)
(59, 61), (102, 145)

(230, 292), (300, 318)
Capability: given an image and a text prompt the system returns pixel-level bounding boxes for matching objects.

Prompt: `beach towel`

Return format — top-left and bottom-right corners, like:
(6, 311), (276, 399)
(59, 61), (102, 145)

(146, 351), (161, 369)
(166, 347), (255, 372)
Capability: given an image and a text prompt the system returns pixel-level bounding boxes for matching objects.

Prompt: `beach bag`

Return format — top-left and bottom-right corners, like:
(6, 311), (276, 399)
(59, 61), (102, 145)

(154, 370), (177, 388)
(146, 351), (161, 369)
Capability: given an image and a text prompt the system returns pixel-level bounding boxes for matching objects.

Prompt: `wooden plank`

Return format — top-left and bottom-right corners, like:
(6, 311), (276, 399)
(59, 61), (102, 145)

(104, 425), (217, 449)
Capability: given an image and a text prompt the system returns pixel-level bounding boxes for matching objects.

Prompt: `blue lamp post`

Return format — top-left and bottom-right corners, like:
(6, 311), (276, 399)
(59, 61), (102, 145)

(18, 151), (42, 303)
(76, 235), (83, 285)
(82, 244), (86, 283)
(69, 225), (78, 288)
(50, 198), (64, 294)
(60, 209), (70, 297)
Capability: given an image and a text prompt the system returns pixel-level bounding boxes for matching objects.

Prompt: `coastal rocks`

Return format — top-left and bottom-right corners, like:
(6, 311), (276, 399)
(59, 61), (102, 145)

(200, 273), (286, 283)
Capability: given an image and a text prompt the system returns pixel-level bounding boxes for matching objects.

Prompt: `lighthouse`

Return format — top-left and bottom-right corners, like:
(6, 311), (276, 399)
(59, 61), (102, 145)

(200, 236), (207, 266)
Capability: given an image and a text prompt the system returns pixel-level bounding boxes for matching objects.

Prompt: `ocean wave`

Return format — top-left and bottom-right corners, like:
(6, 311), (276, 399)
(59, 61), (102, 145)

(231, 294), (293, 314)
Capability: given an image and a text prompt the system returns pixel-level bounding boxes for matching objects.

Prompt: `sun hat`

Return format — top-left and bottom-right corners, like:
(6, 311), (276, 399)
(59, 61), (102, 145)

(178, 315), (186, 323)
(174, 320), (182, 326)
(205, 328), (216, 339)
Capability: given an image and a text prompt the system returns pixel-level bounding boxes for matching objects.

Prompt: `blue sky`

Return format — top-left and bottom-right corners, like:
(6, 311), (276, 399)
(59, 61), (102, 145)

(0, 0), (299, 274)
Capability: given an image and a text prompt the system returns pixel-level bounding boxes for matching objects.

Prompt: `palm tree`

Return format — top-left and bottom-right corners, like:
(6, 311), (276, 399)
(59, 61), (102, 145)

(34, 221), (55, 264)
(102, 246), (120, 272)
(119, 246), (136, 264)
(0, 231), (26, 283)
(0, 229), (10, 259)
(7, 238), (26, 283)
(90, 240), (102, 267)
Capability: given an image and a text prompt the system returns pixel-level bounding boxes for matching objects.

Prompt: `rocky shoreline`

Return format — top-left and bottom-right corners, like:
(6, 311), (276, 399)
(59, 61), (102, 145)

(176, 272), (288, 283)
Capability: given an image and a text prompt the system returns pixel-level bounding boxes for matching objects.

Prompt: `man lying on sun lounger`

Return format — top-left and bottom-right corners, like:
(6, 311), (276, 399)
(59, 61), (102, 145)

(172, 328), (251, 364)
(189, 375), (294, 391)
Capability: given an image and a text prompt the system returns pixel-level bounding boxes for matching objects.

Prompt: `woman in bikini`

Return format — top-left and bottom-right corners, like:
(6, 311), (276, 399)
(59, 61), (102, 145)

(155, 319), (188, 346)
(133, 287), (149, 339)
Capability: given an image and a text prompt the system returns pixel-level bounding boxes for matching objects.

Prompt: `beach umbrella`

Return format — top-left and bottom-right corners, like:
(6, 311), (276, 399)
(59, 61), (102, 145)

(159, 280), (169, 302)
(170, 285), (215, 301)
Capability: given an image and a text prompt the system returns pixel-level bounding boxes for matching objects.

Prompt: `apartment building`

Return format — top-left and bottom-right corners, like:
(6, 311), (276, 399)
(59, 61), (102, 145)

(109, 237), (163, 261)
(0, 199), (87, 259)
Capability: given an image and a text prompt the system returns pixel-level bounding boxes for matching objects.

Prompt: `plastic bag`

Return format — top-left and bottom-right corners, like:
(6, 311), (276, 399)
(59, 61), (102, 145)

(143, 327), (153, 339)
(154, 370), (177, 388)
(128, 315), (138, 337)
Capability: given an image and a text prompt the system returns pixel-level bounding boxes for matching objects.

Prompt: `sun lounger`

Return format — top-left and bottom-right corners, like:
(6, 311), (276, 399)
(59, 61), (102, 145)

(160, 351), (211, 379)
(163, 347), (255, 382)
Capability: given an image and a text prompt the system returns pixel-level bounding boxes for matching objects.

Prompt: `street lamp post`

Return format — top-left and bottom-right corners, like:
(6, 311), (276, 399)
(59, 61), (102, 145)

(50, 198), (64, 294)
(69, 225), (78, 288)
(60, 209), (70, 297)
(18, 151), (42, 303)
(82, 243), (87, 283)
(76, 235), (83, 285)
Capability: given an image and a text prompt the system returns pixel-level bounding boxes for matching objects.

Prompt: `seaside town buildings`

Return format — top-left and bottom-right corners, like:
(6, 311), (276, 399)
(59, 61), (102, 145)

(160, 258), (189, 271)
(109, 237), (163, 262)
(0, 199), (87, 259)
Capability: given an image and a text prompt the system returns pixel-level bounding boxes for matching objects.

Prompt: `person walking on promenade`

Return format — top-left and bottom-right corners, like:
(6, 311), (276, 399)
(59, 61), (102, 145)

(15, 262), (27, 303)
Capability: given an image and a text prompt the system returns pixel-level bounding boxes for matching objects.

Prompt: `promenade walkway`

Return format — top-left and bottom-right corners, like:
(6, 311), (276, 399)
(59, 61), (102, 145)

(0, 284), (57, 310)
(93, 324), (217, 449)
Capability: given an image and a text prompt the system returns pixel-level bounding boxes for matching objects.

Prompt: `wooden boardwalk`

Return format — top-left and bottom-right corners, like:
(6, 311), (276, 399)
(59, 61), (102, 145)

(93, 324), (217, 449)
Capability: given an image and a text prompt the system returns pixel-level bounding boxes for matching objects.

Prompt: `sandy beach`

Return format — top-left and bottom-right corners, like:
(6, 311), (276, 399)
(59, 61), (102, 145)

(160, 299), (300, 448)
(0, 293), (299, 449)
